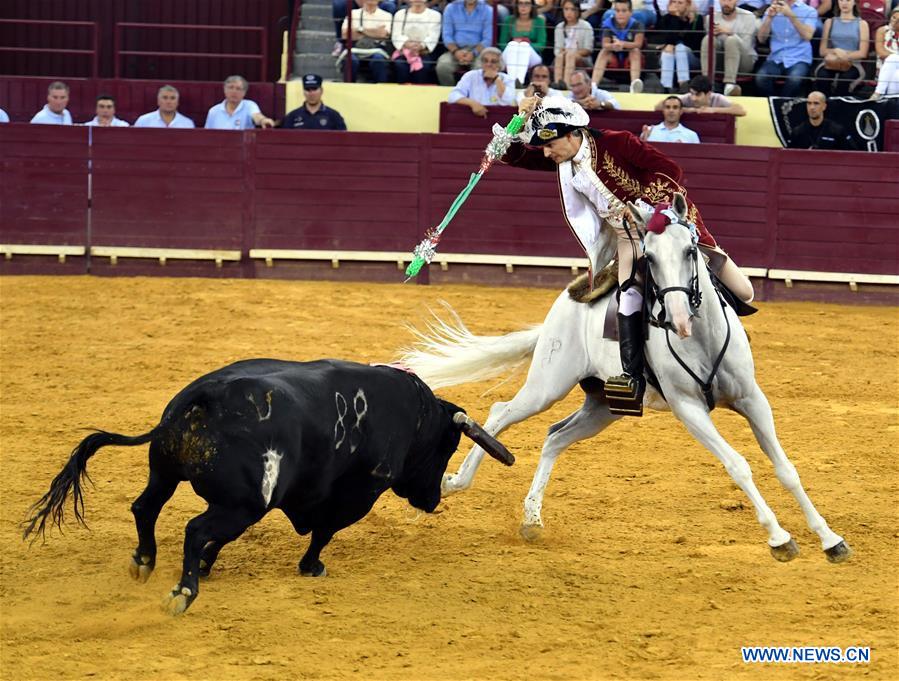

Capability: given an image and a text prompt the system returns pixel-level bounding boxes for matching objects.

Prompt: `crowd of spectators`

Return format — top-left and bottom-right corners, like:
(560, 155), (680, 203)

(321, 0), (897, 99)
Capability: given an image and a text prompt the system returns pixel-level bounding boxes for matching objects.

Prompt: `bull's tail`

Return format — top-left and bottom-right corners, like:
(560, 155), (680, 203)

(400, 304), (543, 390)
(23, 427), (162, 542)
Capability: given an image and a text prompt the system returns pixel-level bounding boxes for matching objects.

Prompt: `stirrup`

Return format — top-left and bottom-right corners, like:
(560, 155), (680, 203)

(605, 374), (644, 417)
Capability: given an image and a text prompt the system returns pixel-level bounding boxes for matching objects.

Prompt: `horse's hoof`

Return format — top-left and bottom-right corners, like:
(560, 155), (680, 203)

(440, 473), (459, 497)
(770, 538), (800, 562)
(824, 540), (852, 564)
(128, 554), (154, 583)
(519, 522), (544, 543)
(161, 585), (194, 616)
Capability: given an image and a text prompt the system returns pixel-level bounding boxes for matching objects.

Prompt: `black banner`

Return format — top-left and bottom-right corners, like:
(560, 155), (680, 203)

(770, 94), (899, 152)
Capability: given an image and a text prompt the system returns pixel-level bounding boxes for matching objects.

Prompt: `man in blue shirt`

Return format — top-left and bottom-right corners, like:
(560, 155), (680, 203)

(754, 0), (817, 98)
(437, 0), (495, 86)
(134, 86), (196, 128)
(205, 76), (275, 130)
(281, 74), (347, 130)
(448, 47), (517, 116)
(640, 95), (700, 143)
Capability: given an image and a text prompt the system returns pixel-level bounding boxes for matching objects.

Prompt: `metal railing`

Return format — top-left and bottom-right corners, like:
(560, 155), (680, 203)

(113, 22), (268, 81)
(0, 18), (99, 78)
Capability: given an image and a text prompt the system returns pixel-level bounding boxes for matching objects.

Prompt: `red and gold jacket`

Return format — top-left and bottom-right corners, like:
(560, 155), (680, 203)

(501, 128), (716, 248)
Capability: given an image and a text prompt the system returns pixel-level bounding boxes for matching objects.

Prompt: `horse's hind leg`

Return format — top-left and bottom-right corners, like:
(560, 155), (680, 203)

(130, 463), (178, 583)
(672, 401), (797, 561)
(521, 391), (619, 541)
(442, 376), (577, 495)
(733, 385), (850, 562)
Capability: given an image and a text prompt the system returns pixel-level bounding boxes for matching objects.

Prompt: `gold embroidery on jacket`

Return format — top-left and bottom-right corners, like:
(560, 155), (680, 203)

(602, 151), (643, 197)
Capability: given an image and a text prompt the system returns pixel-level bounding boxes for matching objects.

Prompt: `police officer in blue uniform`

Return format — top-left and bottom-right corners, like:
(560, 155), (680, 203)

(281, 74), (347, 130)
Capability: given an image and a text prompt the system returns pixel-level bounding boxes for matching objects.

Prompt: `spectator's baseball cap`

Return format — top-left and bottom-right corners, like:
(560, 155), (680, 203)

(303, 74), (323, 90)
(520, 95), (589, 146)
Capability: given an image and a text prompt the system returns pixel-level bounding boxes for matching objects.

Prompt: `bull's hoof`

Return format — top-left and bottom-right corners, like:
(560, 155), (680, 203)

(519, 522), (544, 543)
(770, 538), (800, 562)
(824, 540), (852, 564)
(161, 585), (195, 616)
(128, 553), (154, 583)
(198, 559), (212, 578)
(299, 560), (327, 577)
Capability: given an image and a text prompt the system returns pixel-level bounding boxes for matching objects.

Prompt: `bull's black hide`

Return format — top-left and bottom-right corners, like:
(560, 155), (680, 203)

(24, 359), (504, 614)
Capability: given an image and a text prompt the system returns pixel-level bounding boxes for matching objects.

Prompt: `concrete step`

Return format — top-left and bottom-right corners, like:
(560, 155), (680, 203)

(302, 0), (335, 6)
(293, 53), (343, 80)
(300, 15), (336, 33)
(299, 3), (333, 19)
(296, 29), (338, 55)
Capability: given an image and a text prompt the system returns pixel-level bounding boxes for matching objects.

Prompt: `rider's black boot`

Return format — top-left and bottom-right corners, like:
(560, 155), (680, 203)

(605, 312), (646, 417)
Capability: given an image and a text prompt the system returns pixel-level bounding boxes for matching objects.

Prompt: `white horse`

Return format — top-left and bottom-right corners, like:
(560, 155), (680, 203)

(402, 194), (851, 563)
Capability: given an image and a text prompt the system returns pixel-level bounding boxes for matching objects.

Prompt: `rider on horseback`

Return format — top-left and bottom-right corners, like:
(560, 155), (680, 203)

(503, 94), (754, 416)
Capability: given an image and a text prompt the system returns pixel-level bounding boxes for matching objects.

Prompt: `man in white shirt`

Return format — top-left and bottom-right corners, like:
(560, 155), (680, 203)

(447, 47), (516, 117)
(134, 86), (195, 129)
(204, 75), (275, 130)
(567, 70), (621, 111)
(641, 96), (700, 143)
(84, 95), (130, 127)
(0, 108), (9, 123)
(517, 64), (565, 103)
(30, 81), (73, 125)
(701, 0), (759, 96)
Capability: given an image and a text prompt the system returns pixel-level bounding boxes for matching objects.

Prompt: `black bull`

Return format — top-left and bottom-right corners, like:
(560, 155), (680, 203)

(23, 359), (514, 615)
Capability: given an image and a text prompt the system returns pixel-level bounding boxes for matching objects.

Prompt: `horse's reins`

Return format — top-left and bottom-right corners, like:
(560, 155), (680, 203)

(645, 220), (732, 411)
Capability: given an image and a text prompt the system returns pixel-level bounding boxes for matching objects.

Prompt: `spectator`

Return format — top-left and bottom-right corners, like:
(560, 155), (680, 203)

(754, 0), (817, 98)
(204, 76), (275, 130)
(338, 0), (394, 83)
(641, 95), (701, 142)
(787, 90), (856, 149)
(391, 0), (442, 84)
(134, 86), (195, 128)
(447, 46), (517, 116)
(567, 69), (621, 109)
(517, 63), (566, 101)
(814, 0), (869, 95)
(437, 0), (494, 86)
(0, 108), (8, 123)
(701, 0), (759, 96)
(592, 0), (646, 93)
(30, 81), (73, 125)
(499, 0), (548, 85)
(806, 0), (834, 33)
(654, 0), (704, 93)
(332, 0), (398, 57)
(281, 74), (348, 130)
(656, 74), (747, 115)
(84, 95), (129, 127)
(581, 0), (607, 30)
(871, 6), (899, 99)
(597, 0), (659, 28)
(553, 0), (595, 86)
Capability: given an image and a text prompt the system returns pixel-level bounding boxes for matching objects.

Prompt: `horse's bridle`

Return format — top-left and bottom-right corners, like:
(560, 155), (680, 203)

(643, 216), (731, 412)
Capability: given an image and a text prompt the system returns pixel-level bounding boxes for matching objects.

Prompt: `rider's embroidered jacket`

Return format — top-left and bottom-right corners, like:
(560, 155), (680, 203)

(501, 128), (716, 248)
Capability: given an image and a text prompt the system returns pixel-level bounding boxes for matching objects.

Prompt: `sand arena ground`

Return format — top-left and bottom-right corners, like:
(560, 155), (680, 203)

(1, 275), (896, 681)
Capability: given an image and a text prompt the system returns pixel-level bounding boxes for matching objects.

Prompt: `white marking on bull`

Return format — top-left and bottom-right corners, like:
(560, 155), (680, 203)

(349, 389), (368, 453)
(248, 391), (273, 421)
(261, 448), (283, 507)
(334, 392), (347, 449)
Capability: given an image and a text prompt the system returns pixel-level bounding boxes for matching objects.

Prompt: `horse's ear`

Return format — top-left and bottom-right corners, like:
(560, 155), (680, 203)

(672, 192), (688, 220)
(626, 201), (647, 238)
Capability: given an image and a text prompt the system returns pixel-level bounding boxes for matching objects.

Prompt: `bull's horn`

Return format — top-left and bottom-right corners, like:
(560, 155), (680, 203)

(453, 412), (514, 466)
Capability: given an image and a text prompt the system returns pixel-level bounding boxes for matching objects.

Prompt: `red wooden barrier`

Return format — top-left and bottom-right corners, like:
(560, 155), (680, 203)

(2, 126), (896, 285)
(0, 76), (286, 126)
(439, 103), (737, 145)
(885, 120), (899, 152)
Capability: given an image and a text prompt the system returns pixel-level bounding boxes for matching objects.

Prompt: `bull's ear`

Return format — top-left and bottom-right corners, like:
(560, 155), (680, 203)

(452, 413), (515, 466)
(672, 192), (688, 221)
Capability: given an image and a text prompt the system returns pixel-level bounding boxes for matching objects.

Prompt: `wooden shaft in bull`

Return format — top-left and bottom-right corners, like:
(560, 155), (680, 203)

(452, 412), (515, 466)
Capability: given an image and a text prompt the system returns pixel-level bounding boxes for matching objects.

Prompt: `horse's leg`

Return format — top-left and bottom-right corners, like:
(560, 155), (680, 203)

(521, 392), (619, 541)
(671, 400), (798, 561)
(442, 375), (577, 496)
(733, 384), (850, 562)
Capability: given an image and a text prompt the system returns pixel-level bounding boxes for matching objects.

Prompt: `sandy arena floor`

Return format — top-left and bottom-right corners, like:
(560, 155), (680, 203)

(1, 275), (896, 681)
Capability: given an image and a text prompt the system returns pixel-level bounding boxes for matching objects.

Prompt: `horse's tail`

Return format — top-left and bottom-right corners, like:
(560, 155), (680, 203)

(22, 427), (163, 542)
(400, 304), (542, 390)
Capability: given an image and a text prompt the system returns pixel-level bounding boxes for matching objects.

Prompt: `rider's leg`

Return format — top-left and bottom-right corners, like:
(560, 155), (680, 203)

(606, 224), (646, 416)
(701, 244), (754, 303)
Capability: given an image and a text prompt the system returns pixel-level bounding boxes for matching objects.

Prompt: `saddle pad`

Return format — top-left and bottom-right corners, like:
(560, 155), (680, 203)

(567, 262), (618, 304)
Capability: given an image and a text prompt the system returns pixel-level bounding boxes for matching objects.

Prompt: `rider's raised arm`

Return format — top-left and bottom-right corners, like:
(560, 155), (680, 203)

(500, 141), (558, 172)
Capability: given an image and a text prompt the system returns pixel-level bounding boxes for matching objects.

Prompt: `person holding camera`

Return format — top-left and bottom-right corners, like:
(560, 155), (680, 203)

(754, 0), (818, 97)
